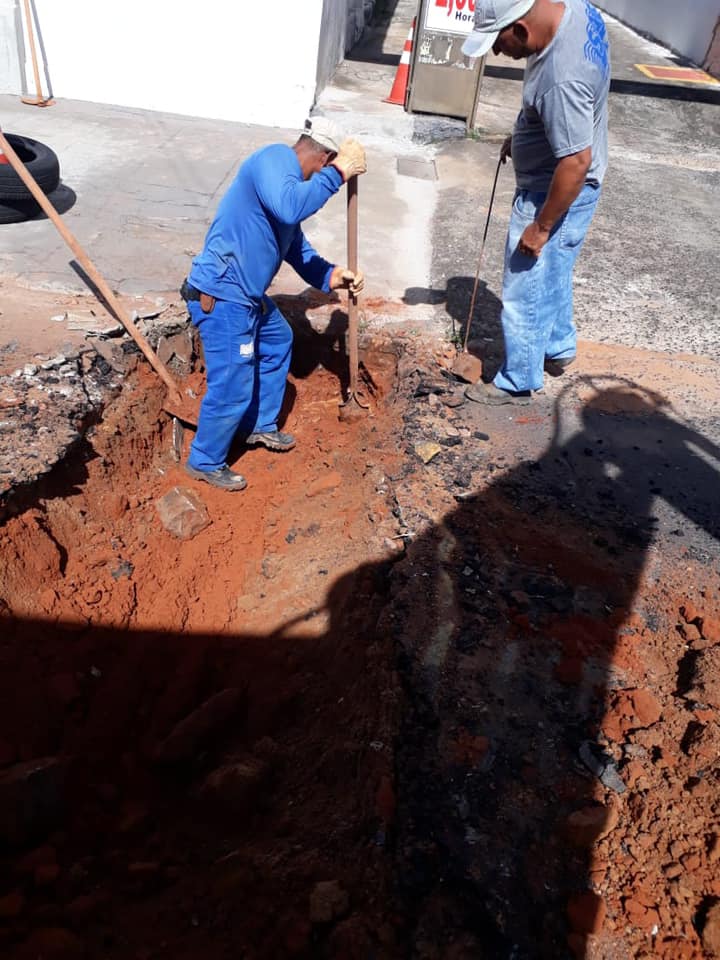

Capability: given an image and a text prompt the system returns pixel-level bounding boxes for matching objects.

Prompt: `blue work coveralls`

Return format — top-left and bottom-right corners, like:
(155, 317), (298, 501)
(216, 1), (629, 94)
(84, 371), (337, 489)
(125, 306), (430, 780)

(186, 144), (343, 472)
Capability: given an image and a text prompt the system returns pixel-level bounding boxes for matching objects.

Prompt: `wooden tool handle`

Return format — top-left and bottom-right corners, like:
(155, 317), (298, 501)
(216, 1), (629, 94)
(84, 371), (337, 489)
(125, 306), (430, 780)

(0, 128), (182, 402)
(346, 176), (359, 395)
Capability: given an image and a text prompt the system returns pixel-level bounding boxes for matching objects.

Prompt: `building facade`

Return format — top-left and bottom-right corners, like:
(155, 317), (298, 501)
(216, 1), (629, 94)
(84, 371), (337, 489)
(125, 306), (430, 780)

(597, 0), (720, 77)
(0, 0), (377, 127)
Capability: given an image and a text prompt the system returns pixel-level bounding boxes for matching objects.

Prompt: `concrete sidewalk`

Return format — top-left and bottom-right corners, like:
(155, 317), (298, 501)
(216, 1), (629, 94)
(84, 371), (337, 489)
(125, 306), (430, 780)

(0, 4), (718, 367)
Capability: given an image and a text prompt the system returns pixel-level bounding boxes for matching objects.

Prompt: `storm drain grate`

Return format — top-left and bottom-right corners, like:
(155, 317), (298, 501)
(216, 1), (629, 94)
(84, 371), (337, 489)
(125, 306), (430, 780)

(634, 64), (719, 85)
(397, 157), (438, 181)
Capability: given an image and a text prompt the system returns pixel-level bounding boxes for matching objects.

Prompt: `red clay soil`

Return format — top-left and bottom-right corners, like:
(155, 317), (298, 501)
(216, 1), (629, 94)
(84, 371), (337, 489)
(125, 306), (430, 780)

(0, 342), (405, 960)
(1, 333), (720, 959)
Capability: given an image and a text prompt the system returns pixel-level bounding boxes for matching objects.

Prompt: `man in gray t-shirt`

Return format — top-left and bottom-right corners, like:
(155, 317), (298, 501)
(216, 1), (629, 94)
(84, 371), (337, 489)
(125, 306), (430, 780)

(462, 0), (610, 404)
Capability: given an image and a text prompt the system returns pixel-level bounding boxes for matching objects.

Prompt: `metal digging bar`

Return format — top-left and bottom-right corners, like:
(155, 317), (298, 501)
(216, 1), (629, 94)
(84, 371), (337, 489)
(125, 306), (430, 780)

(451, 155), (503, 384)
(339, 175), (369, 416)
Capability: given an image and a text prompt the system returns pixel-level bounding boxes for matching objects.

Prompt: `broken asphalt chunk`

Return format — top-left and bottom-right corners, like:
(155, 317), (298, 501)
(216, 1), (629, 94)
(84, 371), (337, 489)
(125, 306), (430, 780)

(579, 740), (626, 794)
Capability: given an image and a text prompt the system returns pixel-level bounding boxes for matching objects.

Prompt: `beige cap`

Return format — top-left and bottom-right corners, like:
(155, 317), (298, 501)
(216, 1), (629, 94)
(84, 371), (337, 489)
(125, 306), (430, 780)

(303, 116), (341, 154)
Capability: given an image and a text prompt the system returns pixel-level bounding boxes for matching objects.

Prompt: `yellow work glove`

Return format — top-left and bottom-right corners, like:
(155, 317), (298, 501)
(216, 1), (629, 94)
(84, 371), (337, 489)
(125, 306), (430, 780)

(331, 139), (367, 181)
(330, 267), (365, 296)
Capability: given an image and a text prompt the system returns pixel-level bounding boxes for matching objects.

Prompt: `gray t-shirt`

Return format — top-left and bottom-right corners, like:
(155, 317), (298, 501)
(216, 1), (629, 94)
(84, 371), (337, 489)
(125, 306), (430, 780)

(512, 0), (611, 192)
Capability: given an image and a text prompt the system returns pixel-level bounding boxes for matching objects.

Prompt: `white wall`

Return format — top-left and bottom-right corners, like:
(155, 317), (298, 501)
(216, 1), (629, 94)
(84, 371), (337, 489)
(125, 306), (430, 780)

(14, 0), (326, 128)
(597, 0), (720, 66)
(316, 0), (375, 95)
(317, 0), (348, 94)
(0, 0), (23, 94)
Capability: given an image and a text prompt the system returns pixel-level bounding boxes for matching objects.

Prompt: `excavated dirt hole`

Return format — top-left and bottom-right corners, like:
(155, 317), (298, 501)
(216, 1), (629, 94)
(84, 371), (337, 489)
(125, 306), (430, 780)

(0, 335), (407, 959)
(2, 330), (720, 959)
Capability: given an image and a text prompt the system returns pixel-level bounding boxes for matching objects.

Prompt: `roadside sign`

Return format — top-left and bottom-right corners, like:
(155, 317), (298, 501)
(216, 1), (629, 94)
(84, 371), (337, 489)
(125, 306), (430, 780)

(425, 0), (476, 36)
(407, 0), (485, 127)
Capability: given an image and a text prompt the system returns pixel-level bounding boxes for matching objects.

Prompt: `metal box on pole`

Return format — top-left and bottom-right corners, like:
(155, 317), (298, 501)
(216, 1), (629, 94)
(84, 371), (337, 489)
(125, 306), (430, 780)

(406, 0), (486, 127)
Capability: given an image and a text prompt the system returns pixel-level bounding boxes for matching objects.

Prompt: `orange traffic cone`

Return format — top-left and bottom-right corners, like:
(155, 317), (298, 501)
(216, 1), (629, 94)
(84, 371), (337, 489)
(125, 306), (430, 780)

(383, 18), (415, 106)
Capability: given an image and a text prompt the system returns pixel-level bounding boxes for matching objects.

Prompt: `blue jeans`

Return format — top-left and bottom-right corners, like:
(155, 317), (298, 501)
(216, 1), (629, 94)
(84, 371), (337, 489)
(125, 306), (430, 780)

(494, 183), (600, 393)
(187, 297), (292, 472)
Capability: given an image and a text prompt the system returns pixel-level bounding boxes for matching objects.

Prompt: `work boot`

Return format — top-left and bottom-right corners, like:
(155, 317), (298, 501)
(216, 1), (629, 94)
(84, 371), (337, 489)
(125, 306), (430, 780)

(245, 430), (296, 452)
(544, 355), (576, 377)
(185, 464), (247, 491)
(465, 381), (531, 406)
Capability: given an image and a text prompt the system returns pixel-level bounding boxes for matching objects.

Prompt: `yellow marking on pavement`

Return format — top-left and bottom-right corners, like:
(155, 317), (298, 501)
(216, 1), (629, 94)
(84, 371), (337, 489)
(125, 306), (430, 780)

(634, 64), (719, 85)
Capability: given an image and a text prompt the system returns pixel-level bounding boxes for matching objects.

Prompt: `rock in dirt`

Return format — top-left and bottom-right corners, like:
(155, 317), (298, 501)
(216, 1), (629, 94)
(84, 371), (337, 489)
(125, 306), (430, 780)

(0, 889), (25, 917)
(0, 758), (66, 846)
(414, 441), (443, 464)
(15, 927), (85, 959)
(305, 470), (342, 498)
(15, 844), (57, 876)
(441, 394), (465, 408)
(309, 880), (349, 924)
(156, 486), (211, 541)
(566, 804), (618, 847)
(155, 688), (246, 765)
(685, 646), (720, 709)
(602, 688), (662, 740)
(681, 601), (702, 625)
(630, 689), (662, 726)
(703, 901), (720, 957)
(682, 721), (720, 762)
(201, 756), (269, 812)
(414, 379), (449, 397)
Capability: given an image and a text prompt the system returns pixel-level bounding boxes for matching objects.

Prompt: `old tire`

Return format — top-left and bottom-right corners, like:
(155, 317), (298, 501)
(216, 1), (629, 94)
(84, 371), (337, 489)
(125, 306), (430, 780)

(0, 134), (60, 200)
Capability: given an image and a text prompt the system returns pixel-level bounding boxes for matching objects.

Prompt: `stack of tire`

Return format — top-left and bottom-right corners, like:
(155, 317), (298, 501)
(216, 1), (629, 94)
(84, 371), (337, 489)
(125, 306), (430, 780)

(0, 134), (60, 224)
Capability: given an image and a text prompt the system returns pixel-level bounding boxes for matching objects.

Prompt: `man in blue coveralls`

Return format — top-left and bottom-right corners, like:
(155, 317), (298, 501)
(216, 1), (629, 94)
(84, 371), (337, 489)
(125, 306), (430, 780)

(181, 117), (367, 491)
(462, 0), (610, 405)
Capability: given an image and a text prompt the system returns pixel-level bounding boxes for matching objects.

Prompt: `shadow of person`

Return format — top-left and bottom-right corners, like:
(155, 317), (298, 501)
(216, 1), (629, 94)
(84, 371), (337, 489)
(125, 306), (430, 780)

(273, 291), (351, 395)
(404, 278), (505, 381)
(364, 379), (720, 956)
(2, 380), (719, 958)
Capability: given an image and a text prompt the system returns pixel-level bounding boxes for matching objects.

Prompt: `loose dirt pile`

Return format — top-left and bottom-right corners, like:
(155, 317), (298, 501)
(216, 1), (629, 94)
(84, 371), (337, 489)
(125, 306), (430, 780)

(0, 328), (719, 959)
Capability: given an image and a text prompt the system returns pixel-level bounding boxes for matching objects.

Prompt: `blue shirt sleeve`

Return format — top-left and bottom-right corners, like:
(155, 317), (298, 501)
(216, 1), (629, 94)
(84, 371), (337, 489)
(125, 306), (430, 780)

(284, 227), (335, 292)
(255, 150), (343, 225)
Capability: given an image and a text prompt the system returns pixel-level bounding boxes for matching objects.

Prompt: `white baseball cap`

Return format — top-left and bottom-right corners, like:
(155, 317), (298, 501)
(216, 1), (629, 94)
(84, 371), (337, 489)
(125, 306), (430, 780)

(302, 116), (341, 154)
(462, 0), (536, 58)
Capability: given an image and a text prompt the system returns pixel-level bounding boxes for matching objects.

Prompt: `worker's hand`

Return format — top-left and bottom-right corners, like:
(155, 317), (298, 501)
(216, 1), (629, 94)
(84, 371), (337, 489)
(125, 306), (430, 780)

(330, 266), (365, 295)
(331, 139), (367, 181)
(500, 135), (513, 164)
(516, 221), (550, 258)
